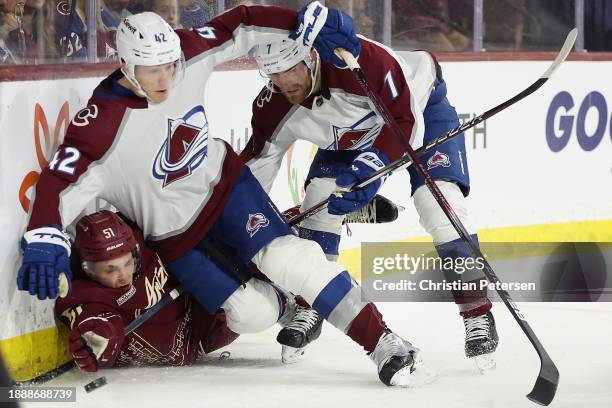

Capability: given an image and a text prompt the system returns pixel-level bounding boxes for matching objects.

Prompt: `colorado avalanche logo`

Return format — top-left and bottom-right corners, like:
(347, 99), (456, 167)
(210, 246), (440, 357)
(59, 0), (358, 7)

(246, 213), (269, 237)
(328, 111), (381, 150)
(152, 106), (209, 187)
(427, 151), (451, 170)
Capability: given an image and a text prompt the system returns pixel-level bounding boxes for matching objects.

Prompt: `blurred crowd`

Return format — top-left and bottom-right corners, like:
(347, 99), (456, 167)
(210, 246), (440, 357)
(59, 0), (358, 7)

(1, 0), (611, 65)
(0, 0), (216, 64)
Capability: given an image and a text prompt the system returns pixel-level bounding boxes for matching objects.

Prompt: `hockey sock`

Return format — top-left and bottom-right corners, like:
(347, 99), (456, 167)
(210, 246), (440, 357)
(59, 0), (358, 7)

(435, 234), (492, 317)
(345, 303), (387, 353)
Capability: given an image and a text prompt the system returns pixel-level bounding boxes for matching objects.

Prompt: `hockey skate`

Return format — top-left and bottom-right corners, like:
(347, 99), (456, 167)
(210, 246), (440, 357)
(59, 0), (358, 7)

(277, 301), (323, 364)
(369, 330), (434, 387)
(344, 194), (404, 224)
(464, 311), (499, 373)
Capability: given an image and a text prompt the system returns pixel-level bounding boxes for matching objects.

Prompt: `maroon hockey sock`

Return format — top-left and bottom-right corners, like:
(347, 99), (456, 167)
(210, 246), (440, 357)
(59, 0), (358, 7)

(458, 298), (493, 318)
(294, 295), (311, 309)
(451, 277), (493, 317)
(345, 303), (387, 353)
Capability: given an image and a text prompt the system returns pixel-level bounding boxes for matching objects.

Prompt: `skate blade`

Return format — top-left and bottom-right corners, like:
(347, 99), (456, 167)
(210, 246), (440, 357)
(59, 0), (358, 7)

(281, 345), (305, 364)
(409, 365), (438, 387)
(389, 364), (437, 387)
(472, 353), (496, 374)
(391, 350), (438, 388)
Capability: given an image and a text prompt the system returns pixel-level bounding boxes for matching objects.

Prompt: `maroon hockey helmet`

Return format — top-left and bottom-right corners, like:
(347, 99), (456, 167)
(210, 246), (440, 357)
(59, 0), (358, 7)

(75, 210), (138, 263)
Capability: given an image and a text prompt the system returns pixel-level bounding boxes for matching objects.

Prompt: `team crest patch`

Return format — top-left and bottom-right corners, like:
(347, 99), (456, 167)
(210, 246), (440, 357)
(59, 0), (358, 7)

(329, 111), (381, 150)
(427, 151), (451, 170)
(152, 106), (209, 187)
(246, 213), (269, 237)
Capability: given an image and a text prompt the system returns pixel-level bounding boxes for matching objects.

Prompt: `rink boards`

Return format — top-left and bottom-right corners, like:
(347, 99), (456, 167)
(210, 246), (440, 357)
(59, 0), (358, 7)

(1, 57), (610, 380)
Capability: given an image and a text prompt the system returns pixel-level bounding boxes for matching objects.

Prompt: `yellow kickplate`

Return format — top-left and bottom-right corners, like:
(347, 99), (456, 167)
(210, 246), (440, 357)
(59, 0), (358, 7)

(0, 325), (71, 382)
(338, 220), (612, 280)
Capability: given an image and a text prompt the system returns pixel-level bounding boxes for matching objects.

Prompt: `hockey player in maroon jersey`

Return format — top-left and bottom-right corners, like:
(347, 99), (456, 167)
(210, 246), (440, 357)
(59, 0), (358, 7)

(18, 3), (428, 386)
(57, 210), (325, 370)
(241, 38), (498, 372)
(56, 210), (237, 370)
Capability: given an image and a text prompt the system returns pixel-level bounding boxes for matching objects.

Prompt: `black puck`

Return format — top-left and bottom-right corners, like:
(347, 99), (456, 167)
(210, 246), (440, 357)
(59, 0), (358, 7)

(84, 376), (107, 393)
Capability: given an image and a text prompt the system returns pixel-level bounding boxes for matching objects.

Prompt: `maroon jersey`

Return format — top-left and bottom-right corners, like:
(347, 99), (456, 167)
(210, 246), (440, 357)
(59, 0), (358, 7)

(55, 226), (238, 367)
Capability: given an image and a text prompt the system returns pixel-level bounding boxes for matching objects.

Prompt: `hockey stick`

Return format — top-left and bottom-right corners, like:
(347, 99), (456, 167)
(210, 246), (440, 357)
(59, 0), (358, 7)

(288, 28), (576, 233)
(81, 285), (185, 392)
(327, 30), (576, 406)
(124, 285), (184, 333)
(18, 285), (184, 385)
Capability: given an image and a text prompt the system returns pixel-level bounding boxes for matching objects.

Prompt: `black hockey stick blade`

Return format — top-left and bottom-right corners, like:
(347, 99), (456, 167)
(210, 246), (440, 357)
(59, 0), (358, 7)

(527, 354), (560, 406)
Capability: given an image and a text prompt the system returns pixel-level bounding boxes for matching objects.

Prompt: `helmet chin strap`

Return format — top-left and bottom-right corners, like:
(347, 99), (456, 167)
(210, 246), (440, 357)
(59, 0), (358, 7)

(305, 50), (321, 99)
(121, 63), (148, 98)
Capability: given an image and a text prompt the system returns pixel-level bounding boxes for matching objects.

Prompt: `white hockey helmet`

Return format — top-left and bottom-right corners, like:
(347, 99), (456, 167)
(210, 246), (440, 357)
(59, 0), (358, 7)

(116, 12), (185, 99)
(254, 39), (320, 97)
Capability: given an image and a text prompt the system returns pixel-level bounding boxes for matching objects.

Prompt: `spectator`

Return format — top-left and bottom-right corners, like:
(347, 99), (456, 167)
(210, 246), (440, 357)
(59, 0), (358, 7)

(1, 0), (62, 64)
(393, 0), (470, 51)
(55, 0), (117, 61)
(326, 0), (374, 38)
(481, 0), (528, 50)
(144, 0), (179, 28)
(178, 0), (210, 29)
(1, 1), (26, 63)
(100, 0), (130, 29)
(0, 1), (18, 63)
(584, 0), (612, 50)
(521, 0), (572, 50)
(31, 0), (65, 61)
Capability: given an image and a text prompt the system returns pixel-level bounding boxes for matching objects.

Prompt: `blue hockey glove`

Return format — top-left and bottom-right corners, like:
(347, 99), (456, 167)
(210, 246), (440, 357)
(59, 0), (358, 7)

(290, 1), (360, 68)
(328, 148), (390, 215)
(17, 226), (72, 300)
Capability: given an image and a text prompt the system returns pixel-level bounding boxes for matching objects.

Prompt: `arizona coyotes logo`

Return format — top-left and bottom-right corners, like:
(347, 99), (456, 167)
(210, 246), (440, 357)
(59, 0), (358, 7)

(144, 259), (169, 309)
(152, 106), (209, 187)
(427, 151), (451, 170)
(329, 111), (381, 150)
(246, 213), (269, 237)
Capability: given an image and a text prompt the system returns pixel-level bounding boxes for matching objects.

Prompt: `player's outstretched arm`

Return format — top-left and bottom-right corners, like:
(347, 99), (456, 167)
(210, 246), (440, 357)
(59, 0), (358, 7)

(19, 104), (122, 300)
(178, 2), (359, 71)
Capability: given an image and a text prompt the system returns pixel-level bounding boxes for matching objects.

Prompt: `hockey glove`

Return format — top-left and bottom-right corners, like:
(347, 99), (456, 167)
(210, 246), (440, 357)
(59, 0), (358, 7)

(17, 226), (72, 300)
(289, 1), (360, 69)
(328, 148), (390, 215)
(69, 313), (125, 372)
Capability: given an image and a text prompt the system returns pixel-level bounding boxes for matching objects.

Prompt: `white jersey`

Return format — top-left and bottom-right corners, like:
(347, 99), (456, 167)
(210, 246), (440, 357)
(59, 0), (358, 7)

(241, 36), (438, 192)
(28, 5), (299, 261)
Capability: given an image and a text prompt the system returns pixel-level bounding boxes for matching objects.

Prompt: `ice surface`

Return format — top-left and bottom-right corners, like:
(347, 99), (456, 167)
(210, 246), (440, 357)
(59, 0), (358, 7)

(24, 302), (612, 408)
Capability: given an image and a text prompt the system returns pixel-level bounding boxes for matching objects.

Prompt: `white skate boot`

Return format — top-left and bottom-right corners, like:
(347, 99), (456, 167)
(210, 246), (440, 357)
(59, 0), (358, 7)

(369, 330), (433, 387)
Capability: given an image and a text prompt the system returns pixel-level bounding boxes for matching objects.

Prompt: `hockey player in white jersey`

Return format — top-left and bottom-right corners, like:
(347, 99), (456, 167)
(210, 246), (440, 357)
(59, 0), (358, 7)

(17, 3), (426, 386)
(241, 37), (499, 371)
